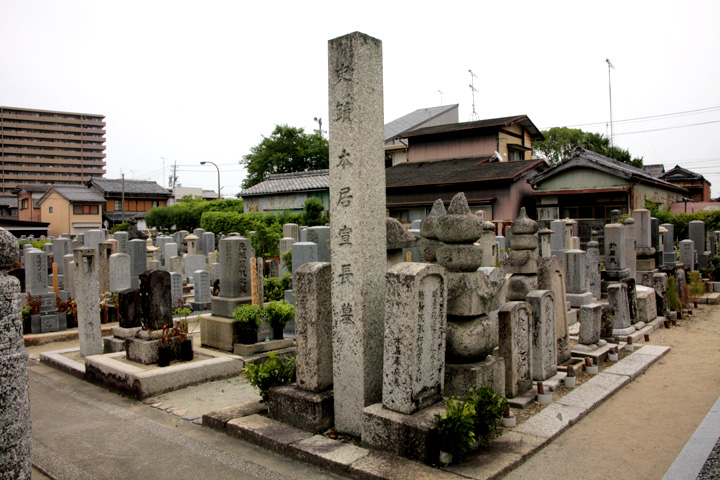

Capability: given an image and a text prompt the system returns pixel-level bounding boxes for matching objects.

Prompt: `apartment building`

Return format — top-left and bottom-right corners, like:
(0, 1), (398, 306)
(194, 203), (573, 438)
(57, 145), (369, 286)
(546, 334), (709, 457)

(0, 106), (107, 193)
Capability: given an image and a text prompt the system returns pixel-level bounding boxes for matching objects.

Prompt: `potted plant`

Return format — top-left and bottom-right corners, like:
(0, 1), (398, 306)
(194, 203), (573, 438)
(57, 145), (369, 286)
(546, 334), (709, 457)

(242, 351), (296, 402)
(464, 386), (508, 446)
(264, 300), (294, 340)
(25, 294), (42, 334)
(434, 396), (476, 464)
(157, 324), (175, 367)
(174, 307), (197, 362)
(502, 406), (516, 428)
(233, 304), (263, 344)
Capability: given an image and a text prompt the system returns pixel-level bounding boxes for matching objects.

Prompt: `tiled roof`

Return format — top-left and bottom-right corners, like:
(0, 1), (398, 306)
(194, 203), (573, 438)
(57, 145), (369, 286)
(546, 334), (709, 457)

(239, 170), (329, 197)
(384, 105), (458, 141)
(529, 147), (687, 193)
(12, 184), (51, 194)
(45, 186), (106, 203)
(659, 165), (706, 182)
(386, 158), (545, 188)
(89, 178), (171, 196)
(401, 114), (544, 140)
(0, 195), (17, 208)
(643, 164), (666, 177)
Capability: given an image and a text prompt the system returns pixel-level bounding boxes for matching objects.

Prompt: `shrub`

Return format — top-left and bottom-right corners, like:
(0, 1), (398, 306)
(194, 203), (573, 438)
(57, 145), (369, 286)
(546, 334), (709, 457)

(109, 222), (130, 234)
(435, 397), (477, 458)
(264, 277), (285, 302)
(264, 301), (294, 329)
(687, 270), (706, 297)
(702, 255), (720, 281)
(667, 276), (682, 311)
(302, 197), (327, 226)
(464, 386), (507, 445)
(232, 304), (263, 333)
(281, 272), (291, 291)
(243, 351), (296, 402)
(281, 249), (292, 273)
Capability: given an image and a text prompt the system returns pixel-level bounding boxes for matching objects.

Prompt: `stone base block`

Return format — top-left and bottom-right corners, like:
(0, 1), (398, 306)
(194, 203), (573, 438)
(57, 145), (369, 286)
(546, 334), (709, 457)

(31, 313), (61, 334)
(113, 326), (141, 339)
(557, 357), (585, 377)
(125, 337), (159, 365)
(566, 292), (594, 308)
(189, 301), (211, 312)
(201, 315), (238, 352)
(570, 342), (614, 365)
(612, 326), (636, 336)
(566, 308), (578, 325)
(210, 295), (251, 318)
(233, 338), (295, 356)
(362, 401), (445, 465)
(267, 385), (334, 434)
(103, 337), (126, 353)
(636, 258), (656, 271)
(444, 355), (505, 398)
(636, 270), (658, 287)
(663, 252), (677, 266)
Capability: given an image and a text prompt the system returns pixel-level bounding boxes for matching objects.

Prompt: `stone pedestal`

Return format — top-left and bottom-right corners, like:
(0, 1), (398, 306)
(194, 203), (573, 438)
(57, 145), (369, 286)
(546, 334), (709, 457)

(362, 401), (445, 465)
(444, 356), (505, 398)
(200, 315), (239, 351)
(267, 385), (334, 434)
(210, 295), (251, 318)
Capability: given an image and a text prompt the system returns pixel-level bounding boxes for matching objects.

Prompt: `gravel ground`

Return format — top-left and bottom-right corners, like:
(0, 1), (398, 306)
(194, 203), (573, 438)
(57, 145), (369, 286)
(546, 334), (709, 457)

(698, 437), (720, 480)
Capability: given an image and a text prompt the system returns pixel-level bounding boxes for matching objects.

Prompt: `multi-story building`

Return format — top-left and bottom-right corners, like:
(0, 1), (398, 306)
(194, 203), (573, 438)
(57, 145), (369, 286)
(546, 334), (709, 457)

(0, 106), (107, 193)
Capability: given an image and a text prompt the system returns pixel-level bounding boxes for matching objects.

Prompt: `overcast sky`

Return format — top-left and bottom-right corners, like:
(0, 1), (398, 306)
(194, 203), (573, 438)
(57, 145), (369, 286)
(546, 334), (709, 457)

(2, 0), (719, 199)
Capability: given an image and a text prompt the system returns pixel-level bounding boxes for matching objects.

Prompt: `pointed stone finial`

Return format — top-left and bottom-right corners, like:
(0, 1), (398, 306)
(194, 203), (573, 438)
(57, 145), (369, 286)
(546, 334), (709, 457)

(420, 199), (447, 240)
(447, 192), (472, 216)
(510, 207), (538, 235)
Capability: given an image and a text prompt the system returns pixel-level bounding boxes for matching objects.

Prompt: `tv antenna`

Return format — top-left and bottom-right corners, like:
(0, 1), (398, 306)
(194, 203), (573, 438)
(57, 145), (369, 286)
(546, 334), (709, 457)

(468, 69), (479, 121)
(606, 58), (615, 159)
(438, 90), (444, 105)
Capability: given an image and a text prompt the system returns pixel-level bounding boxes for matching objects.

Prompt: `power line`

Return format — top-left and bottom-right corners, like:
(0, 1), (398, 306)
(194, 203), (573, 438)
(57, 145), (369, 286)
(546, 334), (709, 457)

(542, 105), (720, 130)
(613, 119), (720, 136)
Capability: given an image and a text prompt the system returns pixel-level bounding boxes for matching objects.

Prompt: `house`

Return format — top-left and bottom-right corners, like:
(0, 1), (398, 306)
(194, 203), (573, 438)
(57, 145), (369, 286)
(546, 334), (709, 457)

(394, 114), (544, 164)
(386, 157), (547, 228)
(13, 184), (51, 222)
(36, 185), (105, 237)
(239, 170), (329, 214)
(168, 186), (219, 205)
(0, 194), (18, 217)
(529, 147), (687, 240)
(658, 165), (711, 202)
(86, 178), (171, 228)
(385, 105), (459, 167)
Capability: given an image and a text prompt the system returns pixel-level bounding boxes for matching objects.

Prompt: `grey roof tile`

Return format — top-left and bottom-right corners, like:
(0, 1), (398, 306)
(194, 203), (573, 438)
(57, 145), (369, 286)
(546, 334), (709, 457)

(239, 170), (329, 197)
(89, 178), (171, 196)
(384, 105), (458, 141)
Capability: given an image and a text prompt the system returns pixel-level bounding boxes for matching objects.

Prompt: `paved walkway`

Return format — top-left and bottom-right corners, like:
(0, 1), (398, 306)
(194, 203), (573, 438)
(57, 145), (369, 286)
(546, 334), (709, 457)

(27, 302), (720, 479)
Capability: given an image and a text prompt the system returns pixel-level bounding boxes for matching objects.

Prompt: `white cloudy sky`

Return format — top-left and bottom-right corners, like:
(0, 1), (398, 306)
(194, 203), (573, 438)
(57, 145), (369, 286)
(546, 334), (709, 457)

(2, 0), (719, 198)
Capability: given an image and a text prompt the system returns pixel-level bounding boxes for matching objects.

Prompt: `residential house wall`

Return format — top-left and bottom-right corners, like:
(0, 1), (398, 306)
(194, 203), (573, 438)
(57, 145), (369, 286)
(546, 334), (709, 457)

(244, 191), (329, 214)
(17, 192), (41, 222)
(40, 191), (102, 237)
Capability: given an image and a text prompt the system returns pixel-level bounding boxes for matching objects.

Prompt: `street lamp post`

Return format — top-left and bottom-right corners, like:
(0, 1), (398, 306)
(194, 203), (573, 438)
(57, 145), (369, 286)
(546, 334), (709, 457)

(200, 161), (221, 200)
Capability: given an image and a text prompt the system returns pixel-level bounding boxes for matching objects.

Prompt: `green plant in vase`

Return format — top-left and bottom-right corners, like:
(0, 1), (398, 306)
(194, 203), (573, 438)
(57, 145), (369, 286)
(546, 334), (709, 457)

(464, 386), (508, 446)
(434, 396), (476, 464)
(243, 351), (296, 402)
(264, 300), (294, 340)
(233, 304), (263, 344)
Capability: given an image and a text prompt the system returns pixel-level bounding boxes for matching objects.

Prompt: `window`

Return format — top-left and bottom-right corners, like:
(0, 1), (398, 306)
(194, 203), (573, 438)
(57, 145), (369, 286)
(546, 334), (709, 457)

(151, 200), (159, 208)
(508, 149), (524, 162)
(49, 207), (53, 213)
(114, 200), (122, 211)
(73, 204), (99, 215)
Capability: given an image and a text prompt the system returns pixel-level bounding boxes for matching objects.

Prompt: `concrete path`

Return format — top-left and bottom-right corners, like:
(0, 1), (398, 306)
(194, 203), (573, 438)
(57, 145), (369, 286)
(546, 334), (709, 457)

(507, 303), (720, 479)
(29, 360), (342, 480)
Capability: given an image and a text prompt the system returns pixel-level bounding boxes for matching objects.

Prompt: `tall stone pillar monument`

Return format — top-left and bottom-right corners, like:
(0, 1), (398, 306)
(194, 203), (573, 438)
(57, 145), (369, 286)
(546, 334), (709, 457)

(328, 32), (386, 435)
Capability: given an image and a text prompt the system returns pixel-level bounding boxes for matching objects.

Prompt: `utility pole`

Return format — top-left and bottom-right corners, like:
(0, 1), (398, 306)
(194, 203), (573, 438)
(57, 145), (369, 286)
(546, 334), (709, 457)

(121, 173), (125, 223)
(606, 58), (615, 160)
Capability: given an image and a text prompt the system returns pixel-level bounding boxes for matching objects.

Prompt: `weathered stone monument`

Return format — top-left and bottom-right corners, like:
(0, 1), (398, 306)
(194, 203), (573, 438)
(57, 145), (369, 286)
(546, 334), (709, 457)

(109, 253), (131, 292)
(0, 229), (31, 478)
(526, 290), (557, 381)
(328, 32), (386, 436)
(210, 236), (252, 318)
(74, 247), (102, 356)
(499, 301), (533, 398)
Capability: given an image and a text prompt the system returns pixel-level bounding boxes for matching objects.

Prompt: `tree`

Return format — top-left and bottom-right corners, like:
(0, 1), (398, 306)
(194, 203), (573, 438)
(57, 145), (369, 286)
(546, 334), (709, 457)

(302, 197), (327, 226)
(240, 125), (329, 189)
(533, 127), (643, 168)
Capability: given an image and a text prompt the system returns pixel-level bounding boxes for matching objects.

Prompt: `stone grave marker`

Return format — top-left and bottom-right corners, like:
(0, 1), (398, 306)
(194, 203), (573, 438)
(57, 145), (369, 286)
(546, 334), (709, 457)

(499, 301), (532, 398)
(139, 270), (172, 330)
(74, 247), (102, 356)
(109, 253), (131, 293)
(526, 290), (557, 381)
(128, 239), (147, 288)
(307, 226), (331, 262)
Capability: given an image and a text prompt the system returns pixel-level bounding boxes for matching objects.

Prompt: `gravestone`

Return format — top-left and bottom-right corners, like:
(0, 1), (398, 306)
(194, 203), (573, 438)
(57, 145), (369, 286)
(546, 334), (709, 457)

(651, 217), (661, 266)
(689, 220), (708, 269)
(163, 242), (178, 266)
(170, 272), (183, 305)
(74, 247), (102, 356)
(139, 270), (172, 330)
(679, 240), (695, 269)
(52, 238), (72, 274)
(190, 270), (211, 311)
(256, 257), (264, 306)
(283, 223), (300, 243)
(608, 283), (632, 335)
(201, 232), (215, 259)
(128, 239), (147, 288)
(0, 228), (31, 477)
(291, 242), (318, 277)
(113, 232), (130, 254)
(328, 31), (386, 436)
(84, 229), (105, 255)
(623, 217), (637, 280)
(64, 255), (75, 298)
(603, 223), (629, 281)
(550, 219), (566, 259)
(499, 301), (532, 398)
(25, 249), (48, 295)
(184, 234), (199, 255)
(174, 230), (189, 252)
(98, 242), (113, 293)
(169, 256), (184, 277)
(278, 237), (294, 277)
(184, 254), (206, 282)
(383, 263), (446, 414)
(307, 227), (330, 262)
(118, 288), (142, 328)
(266, 259), (279, 278)
(109, 253), (131, 292)
(586, 240), (601, 299)
(564, 249), (594, 307)
(526, 290), (557, 381)
(211, 236), (252, 318)
(538, 256), (570, 364)
(538, 228), (553, 258)
(578, 303), (602, 345)
(661, 223), (676, 266)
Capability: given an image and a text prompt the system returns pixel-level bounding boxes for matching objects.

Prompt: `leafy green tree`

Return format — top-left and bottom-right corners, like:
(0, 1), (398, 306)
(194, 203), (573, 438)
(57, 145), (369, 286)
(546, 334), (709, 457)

(302, 197), (327, 226)
(145, 198), (244, 232)
(240, 125), (328, 189)
(533, 127), (643, 168)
